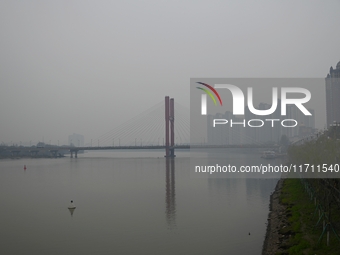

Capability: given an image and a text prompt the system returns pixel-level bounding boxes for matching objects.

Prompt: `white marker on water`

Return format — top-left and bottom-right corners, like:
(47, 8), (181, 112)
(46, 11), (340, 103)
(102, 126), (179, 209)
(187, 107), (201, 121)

(68, 200), (76, 209)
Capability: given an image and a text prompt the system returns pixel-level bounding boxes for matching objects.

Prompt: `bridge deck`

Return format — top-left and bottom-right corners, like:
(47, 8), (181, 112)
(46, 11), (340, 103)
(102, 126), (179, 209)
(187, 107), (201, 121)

(1, 144), (278, 153)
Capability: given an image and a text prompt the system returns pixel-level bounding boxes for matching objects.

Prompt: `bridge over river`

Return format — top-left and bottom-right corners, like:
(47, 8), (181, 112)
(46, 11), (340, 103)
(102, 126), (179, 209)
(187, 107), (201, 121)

(2, 96), (281, 158)
(2, 144), (278, 158)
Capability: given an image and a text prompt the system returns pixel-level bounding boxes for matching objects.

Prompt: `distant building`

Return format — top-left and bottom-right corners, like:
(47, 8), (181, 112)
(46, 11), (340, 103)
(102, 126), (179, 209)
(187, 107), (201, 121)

(325, 61), (340, 127)
(207, 111), (245, 145)
(281, 106), (315, 139)
(68, 133), (84, 147)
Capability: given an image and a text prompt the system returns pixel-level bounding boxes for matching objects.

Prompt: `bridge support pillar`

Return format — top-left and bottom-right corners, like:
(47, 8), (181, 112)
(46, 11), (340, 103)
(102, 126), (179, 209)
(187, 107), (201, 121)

(165, 96), (175, 157)
(70, 151), (78, 158)
(165, 96), (170, 157)
(11, 151), (20, 158)
(50, 150), (58, 158)
(170, 98), (175, 157)
(30, 150), (39, 158)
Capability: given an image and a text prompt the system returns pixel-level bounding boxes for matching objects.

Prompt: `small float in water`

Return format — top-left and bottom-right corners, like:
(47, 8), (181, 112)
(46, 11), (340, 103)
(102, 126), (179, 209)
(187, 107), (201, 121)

(68, 200), (76, 216)
(68, 200), (76, 209)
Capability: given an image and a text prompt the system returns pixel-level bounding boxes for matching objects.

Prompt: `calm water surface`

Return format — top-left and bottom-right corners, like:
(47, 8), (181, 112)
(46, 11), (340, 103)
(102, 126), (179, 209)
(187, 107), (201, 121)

(0, 150), (279, 255)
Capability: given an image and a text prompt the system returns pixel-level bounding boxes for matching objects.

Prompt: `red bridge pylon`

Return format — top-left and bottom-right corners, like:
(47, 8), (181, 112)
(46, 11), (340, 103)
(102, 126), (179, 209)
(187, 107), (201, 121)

(165, 96), (175, 157)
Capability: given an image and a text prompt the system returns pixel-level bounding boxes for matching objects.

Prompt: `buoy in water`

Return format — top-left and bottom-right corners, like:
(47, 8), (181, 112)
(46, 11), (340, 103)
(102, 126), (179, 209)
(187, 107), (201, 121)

(24, 165), (26, 170)
(68, 200), (76, 209)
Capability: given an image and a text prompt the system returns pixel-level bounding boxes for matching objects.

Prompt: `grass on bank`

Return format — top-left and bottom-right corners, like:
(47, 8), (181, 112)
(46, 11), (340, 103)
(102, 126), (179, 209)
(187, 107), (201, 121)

(277, 178), (340, 255)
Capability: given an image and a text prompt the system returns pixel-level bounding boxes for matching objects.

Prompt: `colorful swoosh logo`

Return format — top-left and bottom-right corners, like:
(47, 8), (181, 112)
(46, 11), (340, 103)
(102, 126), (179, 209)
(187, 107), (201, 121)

(196, 82), (223, 106)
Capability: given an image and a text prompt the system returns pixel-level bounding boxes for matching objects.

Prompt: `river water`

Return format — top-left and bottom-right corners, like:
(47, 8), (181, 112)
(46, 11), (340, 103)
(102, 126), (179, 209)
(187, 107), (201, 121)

(0, 149), (279, 255)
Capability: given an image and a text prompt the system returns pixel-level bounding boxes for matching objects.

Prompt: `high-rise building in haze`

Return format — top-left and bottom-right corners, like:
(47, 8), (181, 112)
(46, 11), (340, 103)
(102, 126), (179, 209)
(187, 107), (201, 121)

(207, 111), (245, 145)
(68, 133), (84, 147)
(325, 61), (340, 127)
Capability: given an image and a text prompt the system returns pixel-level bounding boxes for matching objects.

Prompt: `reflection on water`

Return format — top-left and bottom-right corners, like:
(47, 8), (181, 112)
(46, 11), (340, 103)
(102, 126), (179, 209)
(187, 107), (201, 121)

(165, 158), (176, 228)
(68, 208), (75, 216)
(0, 151), (279, 255)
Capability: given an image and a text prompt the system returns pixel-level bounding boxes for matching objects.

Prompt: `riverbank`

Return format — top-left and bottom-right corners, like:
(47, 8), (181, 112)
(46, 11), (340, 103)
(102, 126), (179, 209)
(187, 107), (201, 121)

(262, 177), (340, 255)
(262, 178), (290, 255)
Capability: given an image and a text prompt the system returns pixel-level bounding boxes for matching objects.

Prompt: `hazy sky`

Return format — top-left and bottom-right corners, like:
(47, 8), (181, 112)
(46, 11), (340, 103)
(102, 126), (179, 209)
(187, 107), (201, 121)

(1, 0), (339, 145)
